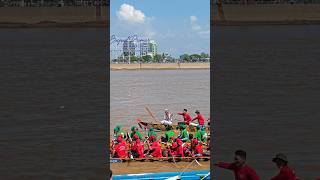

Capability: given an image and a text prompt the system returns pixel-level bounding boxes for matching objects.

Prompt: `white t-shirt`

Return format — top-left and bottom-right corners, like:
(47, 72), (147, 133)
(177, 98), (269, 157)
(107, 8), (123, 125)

(163, 113), (173, 121)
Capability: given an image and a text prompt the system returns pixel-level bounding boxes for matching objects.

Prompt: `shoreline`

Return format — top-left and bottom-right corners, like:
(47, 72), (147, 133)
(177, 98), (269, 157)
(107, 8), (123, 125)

(110, 63), (210, 70)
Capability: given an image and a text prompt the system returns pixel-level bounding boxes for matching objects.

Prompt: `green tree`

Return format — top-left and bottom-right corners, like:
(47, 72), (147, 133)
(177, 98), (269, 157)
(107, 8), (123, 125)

(130, 55), (138, 63)
(190, 54), (201, 61)
(200, 52), (209, 58)
(142, 55), (153, 63)
(180, 54), (190, 62)
(162, 53), (166, 61)
(154, 54), (162, 63)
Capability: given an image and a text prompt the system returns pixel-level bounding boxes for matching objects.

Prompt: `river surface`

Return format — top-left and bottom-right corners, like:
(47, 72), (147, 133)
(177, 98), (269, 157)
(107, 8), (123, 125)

(0, 28), (107, 179)
(110, 69), (210, 132)
(213, 25), (320, 179)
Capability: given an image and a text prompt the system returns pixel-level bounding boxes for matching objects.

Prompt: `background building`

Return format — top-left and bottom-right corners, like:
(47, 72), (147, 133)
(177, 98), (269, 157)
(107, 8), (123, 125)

(139, 39), (158, 58)
(122, 40), (135, 57)
(139, 40), (149, 57)
(148, 40), (157, 57)
(126, 38), (158, 58)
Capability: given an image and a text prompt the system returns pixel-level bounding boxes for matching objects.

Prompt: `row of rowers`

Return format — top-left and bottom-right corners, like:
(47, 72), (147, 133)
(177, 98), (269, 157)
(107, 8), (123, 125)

(162, 109), (209, 126)
(111, 125), (210, 159)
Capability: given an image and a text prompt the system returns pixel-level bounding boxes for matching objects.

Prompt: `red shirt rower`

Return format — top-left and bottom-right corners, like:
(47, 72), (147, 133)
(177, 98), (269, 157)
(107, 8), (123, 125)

(192, 110), (205, 125)
(168, 140), (178, 156)
(131, 135), (144, 158)
(149, 135), (162, 158)
(175, 138), (184, 157)
(177, 109), (192, 125)
(113, 136), (127, 158)
(194, 143), (203, 156)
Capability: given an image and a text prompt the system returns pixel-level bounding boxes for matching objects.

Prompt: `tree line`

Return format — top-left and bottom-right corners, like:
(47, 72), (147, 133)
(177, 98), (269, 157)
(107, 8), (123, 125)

(112, 52), (209, 63)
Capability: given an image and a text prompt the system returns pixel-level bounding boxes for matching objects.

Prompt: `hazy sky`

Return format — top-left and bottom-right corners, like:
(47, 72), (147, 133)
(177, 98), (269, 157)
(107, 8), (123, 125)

(110, 0), (210, 58)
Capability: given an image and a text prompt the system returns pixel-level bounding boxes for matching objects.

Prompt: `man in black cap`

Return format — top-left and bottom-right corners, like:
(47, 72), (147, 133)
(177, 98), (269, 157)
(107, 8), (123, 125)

(270, 153), (299, 180)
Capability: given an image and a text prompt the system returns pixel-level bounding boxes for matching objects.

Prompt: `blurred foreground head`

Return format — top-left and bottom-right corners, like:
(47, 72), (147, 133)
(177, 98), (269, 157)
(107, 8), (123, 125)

(234, 149), (247, 167)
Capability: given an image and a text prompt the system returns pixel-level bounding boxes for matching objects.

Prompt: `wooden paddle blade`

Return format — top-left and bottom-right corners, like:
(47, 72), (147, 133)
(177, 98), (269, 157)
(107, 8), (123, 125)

(145, 106), (158, 122)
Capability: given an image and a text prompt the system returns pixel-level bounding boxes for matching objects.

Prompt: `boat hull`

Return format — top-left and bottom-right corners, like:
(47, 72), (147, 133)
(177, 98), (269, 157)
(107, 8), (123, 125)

(137, 119), (209, 133)
(110, 156), (210, 163)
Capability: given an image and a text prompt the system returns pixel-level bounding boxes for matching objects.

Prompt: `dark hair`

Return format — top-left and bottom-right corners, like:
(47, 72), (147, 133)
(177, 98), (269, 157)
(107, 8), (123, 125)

(183, 109), (187, 112)
(235, 150), (246, 159)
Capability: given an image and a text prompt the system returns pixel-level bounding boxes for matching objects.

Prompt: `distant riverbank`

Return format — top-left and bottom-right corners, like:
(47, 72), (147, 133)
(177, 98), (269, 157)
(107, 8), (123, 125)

(110, 63), (210, 70)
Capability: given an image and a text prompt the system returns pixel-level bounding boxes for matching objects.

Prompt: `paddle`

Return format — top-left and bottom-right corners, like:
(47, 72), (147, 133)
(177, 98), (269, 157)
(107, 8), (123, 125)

(200, 172), (210, 180)
(145, 106), (159, 123)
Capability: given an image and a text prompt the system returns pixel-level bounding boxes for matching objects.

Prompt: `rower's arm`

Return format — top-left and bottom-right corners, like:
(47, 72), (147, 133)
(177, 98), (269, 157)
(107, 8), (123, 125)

(216, 162), (234, 170)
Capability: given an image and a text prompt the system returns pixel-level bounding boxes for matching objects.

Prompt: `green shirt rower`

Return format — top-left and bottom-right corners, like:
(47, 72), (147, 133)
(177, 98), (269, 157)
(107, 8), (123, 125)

(195, 125), (207, 143)
(130, 126), (143, 140)
(177, 124), (190, 142)
(148, 128), (157, 137)
(164, 125), (175, 142)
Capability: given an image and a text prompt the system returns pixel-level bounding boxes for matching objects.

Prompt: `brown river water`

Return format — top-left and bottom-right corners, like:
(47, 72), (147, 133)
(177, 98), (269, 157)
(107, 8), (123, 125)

(110, 70), (210, 132)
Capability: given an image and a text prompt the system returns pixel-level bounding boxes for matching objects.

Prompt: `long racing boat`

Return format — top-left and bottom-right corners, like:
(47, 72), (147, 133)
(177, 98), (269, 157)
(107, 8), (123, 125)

(136, 118), (209, 133)
(110, 156), (210, 163)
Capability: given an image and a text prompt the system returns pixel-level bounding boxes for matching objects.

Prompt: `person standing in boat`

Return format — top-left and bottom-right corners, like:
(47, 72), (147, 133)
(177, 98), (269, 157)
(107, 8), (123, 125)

(191, 110), (205, 127)
(177, 109), (192, 125)
(160, 109), (173, 125)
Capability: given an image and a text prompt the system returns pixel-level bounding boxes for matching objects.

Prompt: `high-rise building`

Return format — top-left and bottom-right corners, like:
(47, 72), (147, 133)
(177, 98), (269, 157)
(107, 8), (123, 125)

(148, 40), (157, 57)
(123, 40), (135, 57)
(139, 39), (158, 57)
(139, 40), (149, 57)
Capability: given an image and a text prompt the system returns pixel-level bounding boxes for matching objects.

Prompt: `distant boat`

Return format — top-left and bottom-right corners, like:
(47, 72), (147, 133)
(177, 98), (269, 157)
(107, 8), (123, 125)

(137, 118), (209, 133)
